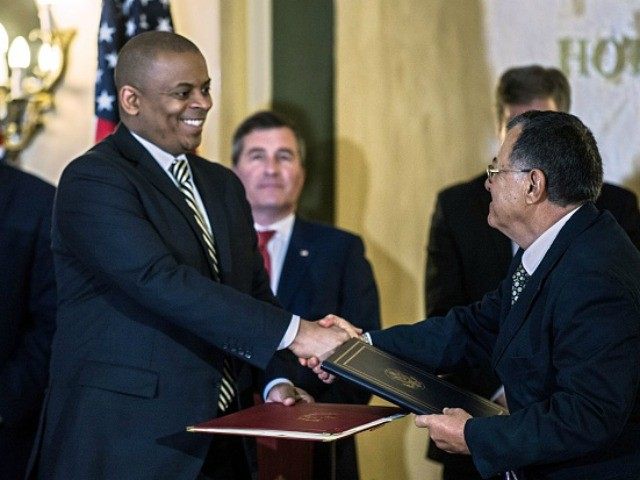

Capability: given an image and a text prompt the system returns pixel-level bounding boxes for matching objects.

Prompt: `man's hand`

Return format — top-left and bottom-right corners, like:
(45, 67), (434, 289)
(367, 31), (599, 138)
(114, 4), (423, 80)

(415, 407), (472, 455)
(305, 355), (335, 384)
(289, 315), (358, 360)
(317, 314), (363, 337)
(265, 383), (314, 406)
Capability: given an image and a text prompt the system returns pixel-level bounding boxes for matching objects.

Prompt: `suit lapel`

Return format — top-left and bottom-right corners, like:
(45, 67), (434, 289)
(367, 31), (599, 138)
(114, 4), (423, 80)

(111, 126), (221, 277)
(189, 158), (231, 277)
(492, 203), (601, 365)
(276, 218), (313, 307)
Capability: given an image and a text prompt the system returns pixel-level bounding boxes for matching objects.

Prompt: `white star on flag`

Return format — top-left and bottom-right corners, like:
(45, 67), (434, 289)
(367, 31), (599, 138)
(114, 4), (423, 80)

(99, 22), (116, 43)
(105, 52), (118, 69)
(156, 17), (172, 32)
(139, 14), (149, 30)
(122, 0), (135, 15)
(96, 90), (116, 112)
(126, 19), (137, 37)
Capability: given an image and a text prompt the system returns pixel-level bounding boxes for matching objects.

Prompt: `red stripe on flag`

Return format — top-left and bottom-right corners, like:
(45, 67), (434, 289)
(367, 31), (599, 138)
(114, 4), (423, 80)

(95, 118), (118, 143)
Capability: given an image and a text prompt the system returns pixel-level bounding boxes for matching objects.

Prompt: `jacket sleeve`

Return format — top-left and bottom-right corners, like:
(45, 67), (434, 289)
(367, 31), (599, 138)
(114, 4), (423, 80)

(0, 189), (56, 427)
(425, 192), (468, 317)
(370, 287), (502, 375)
(55, 155), (291, 369)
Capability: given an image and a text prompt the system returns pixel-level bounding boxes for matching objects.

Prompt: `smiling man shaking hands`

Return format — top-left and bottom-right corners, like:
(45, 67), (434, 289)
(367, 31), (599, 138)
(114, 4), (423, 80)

(32, 32), (356, 480)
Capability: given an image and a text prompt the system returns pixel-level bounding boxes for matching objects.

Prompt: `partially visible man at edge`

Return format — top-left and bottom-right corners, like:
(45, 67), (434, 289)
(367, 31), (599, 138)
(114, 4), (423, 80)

(0, 162), (56, 480)
(30, 31), (356, 480)
(424, 65), (640, 480)
(232, 110), (381, 479)
(310, 111), (640, 479)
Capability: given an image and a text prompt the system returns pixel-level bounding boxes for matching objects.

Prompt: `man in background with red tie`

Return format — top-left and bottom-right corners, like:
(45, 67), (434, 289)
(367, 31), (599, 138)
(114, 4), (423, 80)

(232, 110), (381, 480)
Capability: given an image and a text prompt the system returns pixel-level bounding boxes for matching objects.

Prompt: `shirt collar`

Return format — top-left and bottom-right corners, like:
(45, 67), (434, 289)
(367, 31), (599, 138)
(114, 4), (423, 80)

(255, 213), (296, 238)
(521, 205), (582, 275)
(130, 132), (181, 173)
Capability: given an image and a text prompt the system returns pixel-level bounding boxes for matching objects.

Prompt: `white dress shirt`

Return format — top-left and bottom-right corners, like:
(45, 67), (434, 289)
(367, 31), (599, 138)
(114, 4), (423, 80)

(520, 205), (581, 275)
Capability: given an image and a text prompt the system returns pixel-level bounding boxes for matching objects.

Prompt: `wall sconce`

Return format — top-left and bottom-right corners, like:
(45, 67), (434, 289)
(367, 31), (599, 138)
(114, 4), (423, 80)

(0, 0), (74, 160)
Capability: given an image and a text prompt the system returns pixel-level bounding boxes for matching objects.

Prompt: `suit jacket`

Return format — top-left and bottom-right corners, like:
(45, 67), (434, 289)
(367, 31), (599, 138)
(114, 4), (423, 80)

(378, 203), (640, 479)
(276, 217), (380, 402)
(424, 174), (640, 475)
(35, 125), (293, 480)
(274, 217), (380, 479)
(0, 164), (56, 480)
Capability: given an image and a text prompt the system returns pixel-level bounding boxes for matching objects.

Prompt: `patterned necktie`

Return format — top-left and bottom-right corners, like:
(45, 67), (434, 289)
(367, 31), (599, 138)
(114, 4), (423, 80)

(256, 230), (276, 278)
(169, 158), (220, 281)
(169, 157), (235, 412)
(511, 262), (530, 305)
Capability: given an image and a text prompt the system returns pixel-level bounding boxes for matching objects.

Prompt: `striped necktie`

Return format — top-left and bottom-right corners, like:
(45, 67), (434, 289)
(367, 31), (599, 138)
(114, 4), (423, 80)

(169, 158), (220, 281)
(169, 157), (235, 412)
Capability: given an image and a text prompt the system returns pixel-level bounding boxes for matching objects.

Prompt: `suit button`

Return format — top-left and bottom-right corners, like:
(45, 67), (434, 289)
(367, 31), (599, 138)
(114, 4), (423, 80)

(246, 352), (252, 359)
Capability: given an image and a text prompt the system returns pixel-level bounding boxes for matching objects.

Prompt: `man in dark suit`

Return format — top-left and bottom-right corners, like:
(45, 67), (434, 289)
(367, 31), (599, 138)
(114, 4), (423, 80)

(0, 163), (56, 480)
(316, 111), (640, 479)
(232, 110), (380, 480)
(424, 65), (640, 480)
(32, 32), (354, 480)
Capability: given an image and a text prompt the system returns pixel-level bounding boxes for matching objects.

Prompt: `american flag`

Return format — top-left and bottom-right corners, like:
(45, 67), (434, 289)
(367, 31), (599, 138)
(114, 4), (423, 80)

(95, 0), (173, 142)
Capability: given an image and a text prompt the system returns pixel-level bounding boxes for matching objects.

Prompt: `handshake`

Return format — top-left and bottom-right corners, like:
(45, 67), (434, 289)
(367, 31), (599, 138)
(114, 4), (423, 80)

(288, 315), (361, 382)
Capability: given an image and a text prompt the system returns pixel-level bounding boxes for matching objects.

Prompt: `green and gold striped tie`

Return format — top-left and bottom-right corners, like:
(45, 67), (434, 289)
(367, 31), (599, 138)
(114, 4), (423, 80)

(170, 157), (235, 412)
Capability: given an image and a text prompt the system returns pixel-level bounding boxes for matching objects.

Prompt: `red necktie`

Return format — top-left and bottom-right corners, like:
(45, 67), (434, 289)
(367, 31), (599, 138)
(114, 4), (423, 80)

(257, 230), (276, 278)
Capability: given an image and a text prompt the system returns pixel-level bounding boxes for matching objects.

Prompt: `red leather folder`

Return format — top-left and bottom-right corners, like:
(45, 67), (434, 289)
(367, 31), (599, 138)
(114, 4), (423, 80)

(187, 402), (405, 442)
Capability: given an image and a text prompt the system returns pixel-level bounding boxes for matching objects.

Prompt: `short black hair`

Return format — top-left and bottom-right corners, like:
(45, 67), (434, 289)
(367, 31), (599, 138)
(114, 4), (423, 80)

(114, 31), (201, 92)
(507, 111), (602, 206)
(231, 110), (306, 166)
(496, 65), (571, 124)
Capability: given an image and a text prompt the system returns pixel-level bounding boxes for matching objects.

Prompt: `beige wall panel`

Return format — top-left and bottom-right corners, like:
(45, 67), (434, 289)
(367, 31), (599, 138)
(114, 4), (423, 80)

(336, 1), (494, 478)
(219, 0), (248, 168)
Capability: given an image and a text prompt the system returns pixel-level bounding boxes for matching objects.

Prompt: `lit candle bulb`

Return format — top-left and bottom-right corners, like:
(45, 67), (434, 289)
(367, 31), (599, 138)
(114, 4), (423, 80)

(38, 42), (54, 73)
(0, 23), (8, 86)
(8, 36), (30, 98)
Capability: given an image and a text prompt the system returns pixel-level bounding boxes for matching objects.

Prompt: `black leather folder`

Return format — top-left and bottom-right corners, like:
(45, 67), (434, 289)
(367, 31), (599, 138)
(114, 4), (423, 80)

(321, 338), (507, 417)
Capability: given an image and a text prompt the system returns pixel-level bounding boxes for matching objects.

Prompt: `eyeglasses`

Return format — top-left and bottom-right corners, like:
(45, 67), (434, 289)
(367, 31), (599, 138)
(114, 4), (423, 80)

(486, 160), (532, 180)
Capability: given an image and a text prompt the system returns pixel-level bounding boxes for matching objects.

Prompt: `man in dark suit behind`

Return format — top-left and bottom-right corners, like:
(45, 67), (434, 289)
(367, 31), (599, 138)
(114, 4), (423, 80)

(232, 111), (381, 480)
(0, 162), (56, 480)
(32, 32), (355, 480)
(424, 65), (640, 480)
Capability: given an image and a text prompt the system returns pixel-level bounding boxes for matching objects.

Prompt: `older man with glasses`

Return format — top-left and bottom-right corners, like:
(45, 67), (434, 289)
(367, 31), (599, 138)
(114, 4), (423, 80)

(310, 111), (640, 479)
(422, 65), (640, 480)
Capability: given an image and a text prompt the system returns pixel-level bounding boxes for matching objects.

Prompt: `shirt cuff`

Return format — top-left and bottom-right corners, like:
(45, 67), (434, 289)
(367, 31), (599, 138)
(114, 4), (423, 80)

(490, 385), (505, 402)
(361, 332), (373, 345)
(262, 378), (294, 401)
(278, 315), (300, 350)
